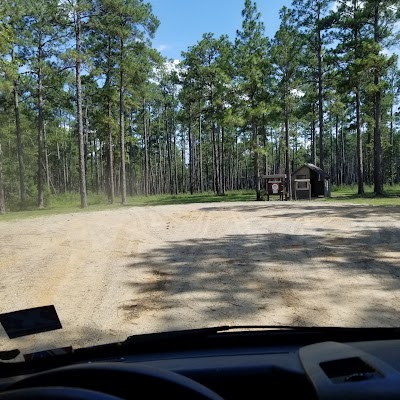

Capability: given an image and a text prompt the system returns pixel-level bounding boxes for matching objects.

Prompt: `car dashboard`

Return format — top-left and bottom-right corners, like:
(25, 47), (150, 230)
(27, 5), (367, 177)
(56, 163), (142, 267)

(1, 328), (400, 399)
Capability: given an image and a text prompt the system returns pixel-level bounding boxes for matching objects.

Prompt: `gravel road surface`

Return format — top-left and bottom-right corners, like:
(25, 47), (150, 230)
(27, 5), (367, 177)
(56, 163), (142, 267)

(1, 201), (399, 356)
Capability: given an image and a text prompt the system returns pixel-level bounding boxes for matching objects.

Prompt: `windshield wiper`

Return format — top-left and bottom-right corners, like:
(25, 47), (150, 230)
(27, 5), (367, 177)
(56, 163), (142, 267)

(122, 325), (400, 344)
(2, 325), (400, 372)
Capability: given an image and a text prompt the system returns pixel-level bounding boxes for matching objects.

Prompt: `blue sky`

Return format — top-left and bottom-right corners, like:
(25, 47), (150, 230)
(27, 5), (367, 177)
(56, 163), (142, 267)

(148, 0), (291, 60)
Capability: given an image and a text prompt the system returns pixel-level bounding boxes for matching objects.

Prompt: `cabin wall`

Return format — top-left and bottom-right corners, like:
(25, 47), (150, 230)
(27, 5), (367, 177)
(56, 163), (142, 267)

(292, 166), (310, 194)
(292, 166), (329, 198)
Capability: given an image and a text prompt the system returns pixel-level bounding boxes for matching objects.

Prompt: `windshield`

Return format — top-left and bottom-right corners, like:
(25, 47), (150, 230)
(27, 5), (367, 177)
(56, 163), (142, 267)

(0, 0), (399, 358)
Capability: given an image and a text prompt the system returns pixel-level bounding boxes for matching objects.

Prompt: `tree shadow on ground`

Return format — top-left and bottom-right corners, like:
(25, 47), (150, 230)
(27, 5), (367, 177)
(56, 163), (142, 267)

(197, 203), (400, 222)
(122, 224), (400, 331)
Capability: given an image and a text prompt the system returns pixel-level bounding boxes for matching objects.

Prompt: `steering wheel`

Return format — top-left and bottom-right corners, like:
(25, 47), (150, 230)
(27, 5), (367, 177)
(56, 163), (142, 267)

(0, 363), (223, 400)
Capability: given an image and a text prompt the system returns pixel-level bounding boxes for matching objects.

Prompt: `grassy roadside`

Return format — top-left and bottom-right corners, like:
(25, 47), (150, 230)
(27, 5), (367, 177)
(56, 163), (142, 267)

(324, 184), (400, 206)
(0, 190), (256, 221)
(1, 185), (399, 222)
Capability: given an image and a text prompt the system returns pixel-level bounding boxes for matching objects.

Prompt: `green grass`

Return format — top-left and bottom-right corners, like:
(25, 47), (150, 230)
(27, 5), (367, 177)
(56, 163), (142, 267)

(324, 184), (400, 206)
(2, 185), (400, 222)
(0, 190), (256, 221)
(127, 190), (255, 206)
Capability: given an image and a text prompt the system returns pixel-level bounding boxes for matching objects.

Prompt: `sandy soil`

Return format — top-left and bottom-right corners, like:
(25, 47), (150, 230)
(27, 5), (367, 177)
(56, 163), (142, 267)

(1, 201), (400, 356)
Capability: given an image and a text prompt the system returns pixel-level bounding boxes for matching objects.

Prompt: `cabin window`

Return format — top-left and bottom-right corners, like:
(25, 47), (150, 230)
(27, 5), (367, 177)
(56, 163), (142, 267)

(297, 181), (308, 189)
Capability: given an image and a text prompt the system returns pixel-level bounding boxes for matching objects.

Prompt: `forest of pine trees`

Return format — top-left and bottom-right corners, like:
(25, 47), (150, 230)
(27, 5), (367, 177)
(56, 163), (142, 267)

(0, 0), (399, 213)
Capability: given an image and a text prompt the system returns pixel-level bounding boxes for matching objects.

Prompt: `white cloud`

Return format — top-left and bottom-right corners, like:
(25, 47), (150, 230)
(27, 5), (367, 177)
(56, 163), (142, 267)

(164, 59), (181, 73)
(291, 89), (305, 98)
(330, 0), (365, 12)
(150, 60), (183, 87)
(157, 44), (169, 52)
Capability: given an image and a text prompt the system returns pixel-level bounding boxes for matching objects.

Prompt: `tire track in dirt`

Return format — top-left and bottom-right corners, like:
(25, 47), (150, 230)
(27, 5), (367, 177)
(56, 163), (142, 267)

(117, 204), (251, 329)
(116, 206), (215, 327)
(1, 202), (400, 353)
(253, 210), (333, 327)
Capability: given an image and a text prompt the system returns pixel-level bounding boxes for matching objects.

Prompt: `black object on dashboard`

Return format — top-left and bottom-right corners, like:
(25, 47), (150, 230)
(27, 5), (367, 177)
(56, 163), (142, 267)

(0, 305), (62, 339)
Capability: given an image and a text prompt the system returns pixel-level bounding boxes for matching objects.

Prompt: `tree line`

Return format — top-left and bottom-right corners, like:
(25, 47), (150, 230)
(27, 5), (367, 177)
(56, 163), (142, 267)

(0, 0), (399, 213)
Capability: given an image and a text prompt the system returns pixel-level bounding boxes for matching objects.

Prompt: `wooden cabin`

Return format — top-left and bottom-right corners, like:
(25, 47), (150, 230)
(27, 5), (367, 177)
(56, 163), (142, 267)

(291, 163), (330, 199)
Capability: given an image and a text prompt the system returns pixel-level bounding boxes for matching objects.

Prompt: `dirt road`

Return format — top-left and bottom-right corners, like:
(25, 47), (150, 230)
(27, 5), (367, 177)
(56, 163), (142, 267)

(1, 201), (400, 355)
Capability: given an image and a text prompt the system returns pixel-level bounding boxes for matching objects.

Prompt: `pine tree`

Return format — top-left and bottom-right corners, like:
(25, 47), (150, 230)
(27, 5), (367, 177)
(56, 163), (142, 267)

(64, 0), (94, 208)
(0, 7), (13, 214)
(98, 0), (158, 204)
(364, 0), (399, 195)
(292, 0), (332, 171)
(19, 1), (66, 208)
(87, 4), (118, 203)
(332, 0), (371, 195)
(6, 1), (27, 204)
(235, 0), (271, 201)
(271, 6), (304, 199)
(386, 61), (400, 185)
(181, 33), (233, 195)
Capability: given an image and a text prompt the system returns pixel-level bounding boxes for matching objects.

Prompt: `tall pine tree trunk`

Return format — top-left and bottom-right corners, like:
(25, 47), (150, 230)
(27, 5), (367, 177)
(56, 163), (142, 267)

(311, 119), (316, 165)
(0, 140), (5, 214)
(221, 126), (225, 194)
(95, 140), (100, 194)
(341, 122), (345, 185)
(284, 109), (292, 200)
(119, 39), (127, 204)
(373, 4), (383, 195)
(44, 123), (50, 189)
(235, 135), (240, 190)
(108, 98), (115, 203)
(354, 14), (364, 195)
(165, 110), (173, 195)
(173, 127), (178, 195)
(143, 102), (149, 196)
(262, 125), (268, 176)
(37, 36), (45, 209)
(252, 119), (261, 201)
(106, 36), (114, 203)
(390, 99), (394, 185)
(147, 114), (153, 194)
(373, 83), (383, 194)
(212, 122), (221, 195)
(157, 117), (163, 193)
(369, 108), (376, 184)
(76, 7), (87, 208)
(181, 134), (185, 193)
(356, 88), (364, 195)
(335, 116), (339, 185)
(61, 121), (67, 192)
(12, 59), (25, 203)
(317, 25), (324, 170)
(199, 111), (203, 192)
(189, 109), (194, 195)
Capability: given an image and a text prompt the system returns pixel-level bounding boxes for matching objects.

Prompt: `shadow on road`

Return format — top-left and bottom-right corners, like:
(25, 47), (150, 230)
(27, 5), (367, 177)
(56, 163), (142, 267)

(197, 203), (400, 222)
(122, 220), (400, 330)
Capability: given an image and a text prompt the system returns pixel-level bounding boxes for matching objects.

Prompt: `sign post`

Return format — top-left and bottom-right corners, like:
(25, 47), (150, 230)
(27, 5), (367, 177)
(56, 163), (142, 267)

(263, 174), (287, 201)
